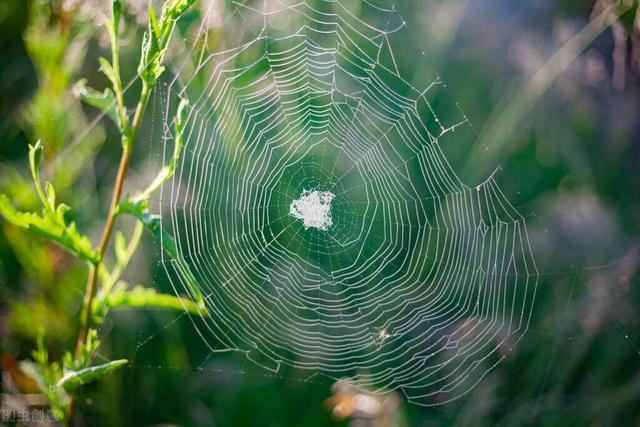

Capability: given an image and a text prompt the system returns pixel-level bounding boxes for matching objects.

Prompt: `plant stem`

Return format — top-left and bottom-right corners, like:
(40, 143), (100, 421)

(75, 82), (151, 358)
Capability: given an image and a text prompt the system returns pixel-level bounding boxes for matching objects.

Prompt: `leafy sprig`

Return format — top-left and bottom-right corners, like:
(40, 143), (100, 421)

(0, 142), (98, 264)
(0, 1), (199, 424)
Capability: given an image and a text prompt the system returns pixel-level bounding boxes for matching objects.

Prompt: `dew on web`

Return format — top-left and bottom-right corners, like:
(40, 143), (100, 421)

(148, 0), (539, 407)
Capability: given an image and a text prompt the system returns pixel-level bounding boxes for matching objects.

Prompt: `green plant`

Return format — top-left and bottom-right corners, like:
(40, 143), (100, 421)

(0, 0), (203, 424)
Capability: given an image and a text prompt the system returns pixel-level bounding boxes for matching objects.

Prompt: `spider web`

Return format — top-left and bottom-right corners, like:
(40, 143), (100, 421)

(154, 0), (538, 406)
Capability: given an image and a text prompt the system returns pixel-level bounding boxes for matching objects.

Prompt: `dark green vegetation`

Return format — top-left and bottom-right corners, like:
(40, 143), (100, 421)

(1, 0), (640, 426)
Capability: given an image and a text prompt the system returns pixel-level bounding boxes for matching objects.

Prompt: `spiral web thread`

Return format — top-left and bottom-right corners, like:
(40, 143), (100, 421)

(156, 0), (538, 406)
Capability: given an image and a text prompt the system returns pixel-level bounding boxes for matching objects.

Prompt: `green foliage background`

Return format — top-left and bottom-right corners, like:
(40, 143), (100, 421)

(1, 0), (639, 426)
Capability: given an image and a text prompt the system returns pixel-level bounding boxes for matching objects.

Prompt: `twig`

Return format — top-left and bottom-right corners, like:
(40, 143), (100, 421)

(75, 82), (151, 358)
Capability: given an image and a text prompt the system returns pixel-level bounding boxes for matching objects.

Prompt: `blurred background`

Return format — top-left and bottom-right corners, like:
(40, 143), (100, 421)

(1, 0), (639, 426)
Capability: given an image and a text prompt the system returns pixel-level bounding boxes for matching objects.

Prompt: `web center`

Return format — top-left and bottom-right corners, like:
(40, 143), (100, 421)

(289, 189), (335, 231)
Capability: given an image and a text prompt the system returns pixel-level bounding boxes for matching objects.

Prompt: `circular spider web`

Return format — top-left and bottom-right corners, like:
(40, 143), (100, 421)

(157, 0), (538, 406)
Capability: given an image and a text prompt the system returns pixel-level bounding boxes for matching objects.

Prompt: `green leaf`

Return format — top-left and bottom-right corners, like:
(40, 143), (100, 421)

(112, 0), (121, 29)
(44, 181), (56, 208)
(2, 141), (98, 263)
(21, 331), (70, 424)
(28, 141), (48, 208)
(149, 6), (160, 40)
(33, 329), (49, 367)
(105, 0), (122, 50)
(137, 0), (194, 84)
(164, 0), (196, 19)
(138, 44), (166, 82)
(58, 359), (128, 391)
(65, 329), (101, 370)
(0, 194), (98, 264)
(106, 284), (207, 315)
(176, 95), (189, 125)
(73, 79), (118, 124)
(55, 202), (71, 223)
(117, 199), (204, 306)
(29, 140), (43, 181)
(117, 199), (176, 257)
(98, 57), (119, 91)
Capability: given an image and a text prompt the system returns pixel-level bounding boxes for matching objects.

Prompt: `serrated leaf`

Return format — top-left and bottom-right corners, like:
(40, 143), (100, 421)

(58, 359), (128, 391)
(73, 79), (118, 124)
(0, 194), (98, 264)
(2, 140), (97, 263)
